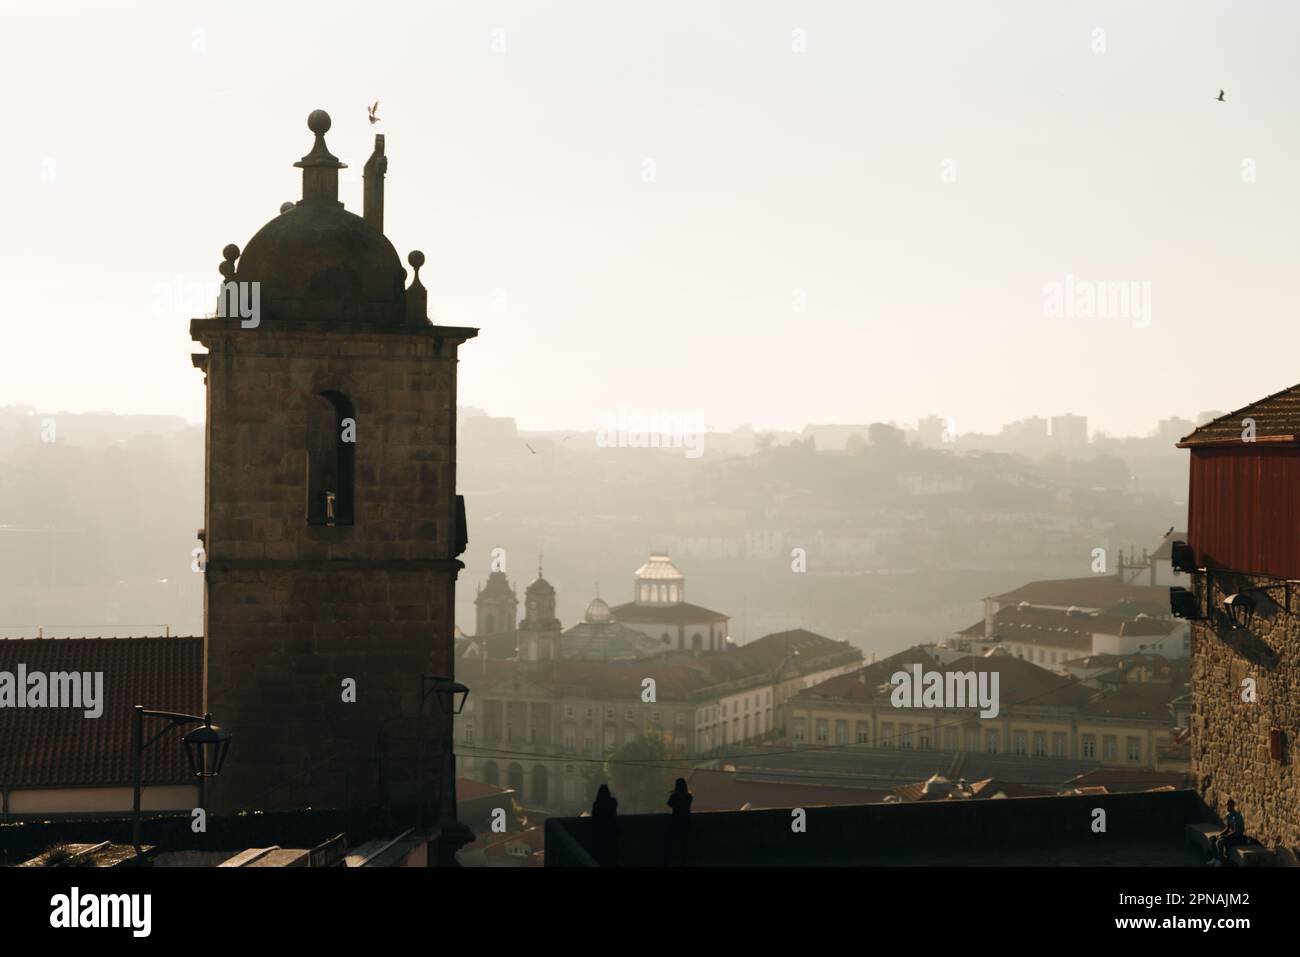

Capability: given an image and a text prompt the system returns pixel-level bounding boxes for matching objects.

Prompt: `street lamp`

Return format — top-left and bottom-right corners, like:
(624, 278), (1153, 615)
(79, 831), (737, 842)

(416, 674), (472, 865)
(131, 707), (232, 856)
(427, 675), (470, 716)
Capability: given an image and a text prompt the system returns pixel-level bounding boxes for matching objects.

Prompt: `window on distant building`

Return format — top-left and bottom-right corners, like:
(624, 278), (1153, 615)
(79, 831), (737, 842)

(880, 722), (894, 748)
(1082, 735), (1097, 758)
(563, 729), (575, 751)
(918, 726), (932, 749)
(1033, 732), (1046, 757)
(1126, 737), (1141, 762)
(944, 728), (958, 750)
(676, 712), (685, 725)
(898, 723), (913, 749)
(1053, 732), (1067, 758)
(815, 719), (829, 744)
(586, 707), (593, 718)
(859, 722), (872, 745)
(583, 734), (592, 753)
(464, 723), (474, 745)
(1013, 731), (1027, 756)
(835, 720), (849, 745)
(793, 718), (807, 744)
(565, 706), (574, 719)
(985, 731), (999, 754)
(605, 707), (614, 719)
(1103, 736), (1118, 762)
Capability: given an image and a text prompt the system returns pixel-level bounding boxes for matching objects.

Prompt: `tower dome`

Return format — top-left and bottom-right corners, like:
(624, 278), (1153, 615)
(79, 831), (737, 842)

(527, 575), (555, 598)
(584, 597), (612, 623)
(232, 110), (408, 323)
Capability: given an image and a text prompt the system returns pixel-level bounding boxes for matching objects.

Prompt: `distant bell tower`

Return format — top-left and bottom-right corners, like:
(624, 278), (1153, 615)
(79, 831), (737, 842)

(519, 563), (560, 666)
(474, 570), (518, 636)
(190, 110), (477, 815)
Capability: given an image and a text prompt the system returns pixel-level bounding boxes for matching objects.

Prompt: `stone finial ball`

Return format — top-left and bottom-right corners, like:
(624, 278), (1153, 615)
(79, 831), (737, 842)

(408, 250), (426, 269)
(307, 109), (332, 135)
(222, 243), (240, 260)
(280, 202), (295, 214)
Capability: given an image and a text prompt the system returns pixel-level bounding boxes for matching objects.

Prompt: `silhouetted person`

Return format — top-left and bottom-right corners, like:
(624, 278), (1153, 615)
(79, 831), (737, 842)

(1210, 798), (1246, 864)
(591, 784), (619, 866)
(665, 777), (693, 866)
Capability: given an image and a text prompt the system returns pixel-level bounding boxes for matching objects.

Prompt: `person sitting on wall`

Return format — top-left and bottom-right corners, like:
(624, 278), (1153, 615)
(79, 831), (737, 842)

(1209, 799), (1247, 864)
(591, 784), (619, 866)
(665, 777), (693, 866)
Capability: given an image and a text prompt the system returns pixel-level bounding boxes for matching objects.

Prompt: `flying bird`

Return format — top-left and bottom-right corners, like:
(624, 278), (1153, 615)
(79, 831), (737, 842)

(525, 443), (538, 455)
(368, 101), (381, 124)
(1216, 89), (1225, 102)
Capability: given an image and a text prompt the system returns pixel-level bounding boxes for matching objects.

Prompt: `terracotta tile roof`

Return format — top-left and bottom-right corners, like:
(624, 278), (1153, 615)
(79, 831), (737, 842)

(1177, 384), (1300, 447)
(991, 577), (1170, 611)
(731, 629), (860, 675)
(1079, 682), (1182, 720)
(1061, 768), (1193, 791)
(607, 601), (729, 625)
(686, 768), (888, 810)
(796, 647), (1096, 710)
(982, 605), (1178, 651)
(967, 778), (1056, 799)
(0, 635), (203, 789)
(893, 777), (1055, 801)
(796, 646), (947, 703)
(467, 633), (844, 699)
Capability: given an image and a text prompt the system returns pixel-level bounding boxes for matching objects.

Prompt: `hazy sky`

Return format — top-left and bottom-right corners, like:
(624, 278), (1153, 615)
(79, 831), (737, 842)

(1, 0), (1297, 437)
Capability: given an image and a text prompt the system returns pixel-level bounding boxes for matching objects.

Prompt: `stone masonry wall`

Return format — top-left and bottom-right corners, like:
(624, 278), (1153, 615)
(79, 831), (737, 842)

(1191, 570), (1300, 847)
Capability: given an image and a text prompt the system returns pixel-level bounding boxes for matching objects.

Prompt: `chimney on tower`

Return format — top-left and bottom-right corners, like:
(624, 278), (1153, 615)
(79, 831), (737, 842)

(363, 134), (387, 233)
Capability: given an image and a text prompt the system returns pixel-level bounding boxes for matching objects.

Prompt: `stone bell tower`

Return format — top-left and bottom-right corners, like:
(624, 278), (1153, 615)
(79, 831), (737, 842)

(190, 109), (477, 814)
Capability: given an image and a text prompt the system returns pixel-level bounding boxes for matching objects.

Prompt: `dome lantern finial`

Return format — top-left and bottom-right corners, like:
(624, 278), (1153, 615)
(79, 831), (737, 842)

(294, 109), (347, 206)
(405, 250), (427, 323)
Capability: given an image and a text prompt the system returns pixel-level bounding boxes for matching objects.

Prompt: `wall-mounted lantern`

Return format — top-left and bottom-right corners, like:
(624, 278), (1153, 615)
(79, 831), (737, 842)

(1170, 586), (1200, 620)
(1222, 592), (1257, 629)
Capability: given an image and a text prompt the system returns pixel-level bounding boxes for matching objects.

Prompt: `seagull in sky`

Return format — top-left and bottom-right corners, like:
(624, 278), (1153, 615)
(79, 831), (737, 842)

(368, 101), (381, 124)
(1216, 89), (1225, 102)
(525, 443), (538, 455)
